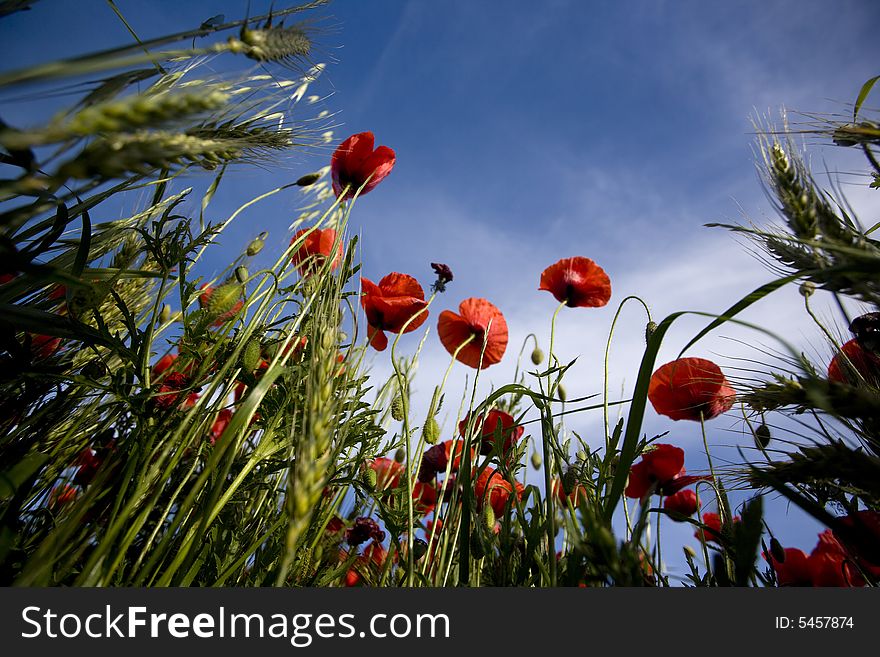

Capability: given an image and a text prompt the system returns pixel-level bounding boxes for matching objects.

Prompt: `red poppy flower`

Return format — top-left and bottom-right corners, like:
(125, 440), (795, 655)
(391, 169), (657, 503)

(331, 132), (395, 200)
(833, 510), (880, 579)
(425, 518), (443, 537)
(624, 444), (709, 499)
(74, 448), (102, 486)
(198, 284), (244, 326)
(694, 512), (741, 544)
(808, 531), (864, 587)
(369, 457), (404, 490)
(438, 298), (508, 369)
(152, 353), (177, 377)
(551, 479), (589, 506)
(361, 273), (429, 351)
(153, 371), (191, 410)
(48, 484), (78, 510)
(418, 439), (474, 482)
(345, 517), (385, 547)
(325, 516), (345, 535)
(290, 227), (344, 274)
(767, 547), (812, 586)
(29, 334), (61, 360)
(343, 540), (389, 587)
(539, 257), (612, 308)
(413, 481), (439, 515)
(474, 467), (524, 517)
(827, 338), (880, 386)
(209, 408), (233, 445)
(663, 489), (699, 518)
(648, 357), (736, 422)
(459, 409), (523, 457)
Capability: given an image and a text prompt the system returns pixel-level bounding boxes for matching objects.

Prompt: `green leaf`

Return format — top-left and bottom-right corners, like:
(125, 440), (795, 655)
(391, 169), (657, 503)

(678, 274), (797, 357)
(0, 453), (49, 499)
(732, 495), (763, 587)
(854, 74), (880, 121)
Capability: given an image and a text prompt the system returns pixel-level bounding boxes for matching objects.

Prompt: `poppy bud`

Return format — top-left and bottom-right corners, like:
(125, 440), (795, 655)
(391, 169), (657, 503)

(422, 416), (440, 445)
(81, 359), (106, 379)
(235, 265), (249, 283)
(394, 447), (406, 463)
(205, 282), (242, 318)
(683, 545), (697, 559)
(412, 538), (429, 562)
(240, 337), (262, 372)
(799, 281), (816, 297)
(557, 383), (567, 402)
(755, 423), (771, 449)
(470, 530), (486, 559)
(482, 504), (496, 532)
(562, 467), (578, 496)
(530, 347), (545, 365)
(645, 321), (658, 344)
(576, 449), (588, 463)
(390, 396), (405, 421)
(160, 305), (171, 324)
(769, 537), (786, 564)
(531, 451), (542, 469)
(295, 172), (322, 187)
(362, 466), (378, 490)
(246, 232), (267, 256)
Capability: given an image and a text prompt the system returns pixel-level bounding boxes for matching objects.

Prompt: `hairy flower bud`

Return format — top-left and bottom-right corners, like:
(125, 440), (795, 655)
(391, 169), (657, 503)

(246, 232), (267, 256)
(205, 282), (242, 318)
(159, 305), (171, 324)
(240, 337), (262, 372)
(390, 396), (405, 421)
(531, 451), (542, 470)
(235, 265), (249, 283)
(394, 447), (406, 463)
(482, 504), (496, 532)
(557, 383), (567, 402)
(422, 416), (440, 445)
(799, 281), (816, 297)
(530, 347), (545, 366)
(645, 321), (658, 344)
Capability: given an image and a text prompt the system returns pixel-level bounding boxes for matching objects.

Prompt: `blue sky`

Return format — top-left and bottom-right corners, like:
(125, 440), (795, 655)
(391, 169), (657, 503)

(2, 0), (879, 579)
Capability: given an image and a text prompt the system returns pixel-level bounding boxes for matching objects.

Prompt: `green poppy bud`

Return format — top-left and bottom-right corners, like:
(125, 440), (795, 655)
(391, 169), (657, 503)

(645, 321), (658, 344)
(799, 281), (816, 297)
(363, 466), (377, 489)
(394, 447), (406, 463)
(391, 396), (405, 421)
(531, 451), (542, 469)
(235, 265), (249, 283)
(295, 172), (321, 187)
(422, 416), (440, 445)
(530, 347), (545, 365)
(246, 232), (267, 256)
(482, 504), (496, 532)
(240, 337), (262, 372)
(206, 282), (242, 318)
(159, 305), (171, 324)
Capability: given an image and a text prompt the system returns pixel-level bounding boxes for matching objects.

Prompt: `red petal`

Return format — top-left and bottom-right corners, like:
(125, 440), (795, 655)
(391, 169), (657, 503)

(648, 357), (735, 421)
(539, 257), (612, 308)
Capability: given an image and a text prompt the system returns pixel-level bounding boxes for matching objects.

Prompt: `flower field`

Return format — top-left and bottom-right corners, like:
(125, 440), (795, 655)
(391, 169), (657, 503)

(0, 0), (878, 588)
